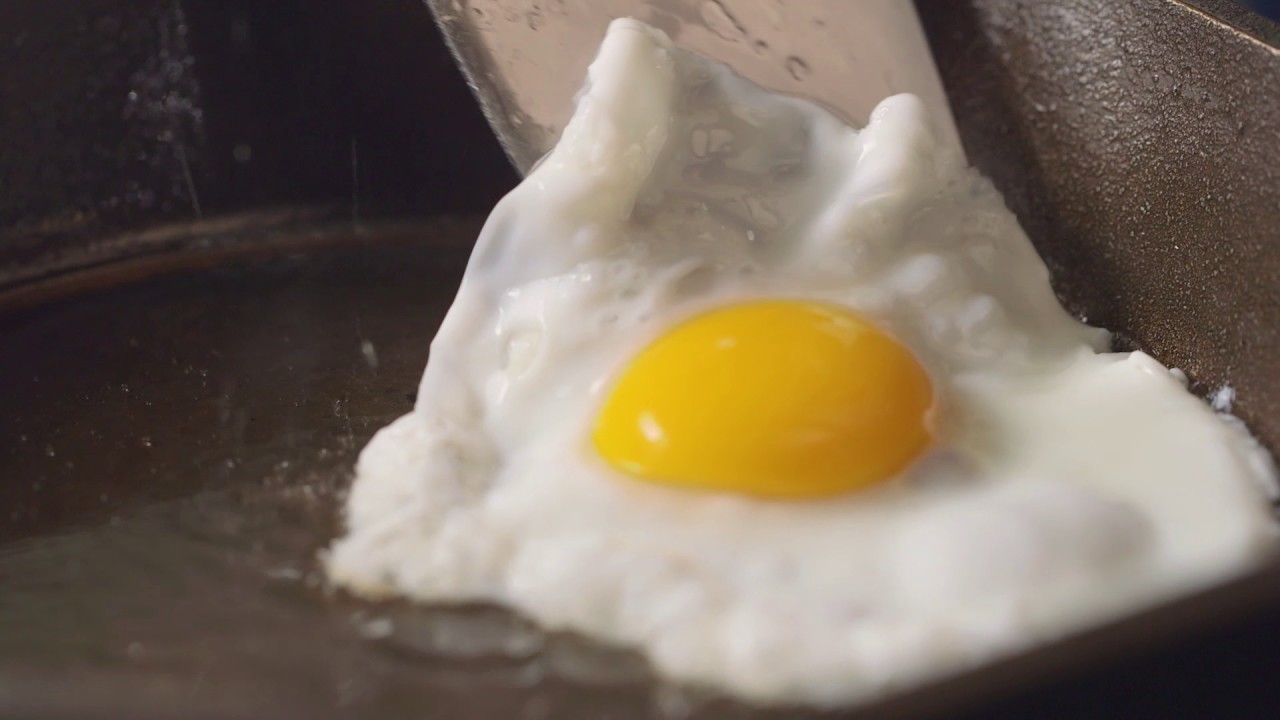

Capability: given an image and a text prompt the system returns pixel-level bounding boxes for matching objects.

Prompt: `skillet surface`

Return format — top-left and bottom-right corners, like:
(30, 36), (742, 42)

(0, 220), (800, 720)
(4, 221), (1280, 720)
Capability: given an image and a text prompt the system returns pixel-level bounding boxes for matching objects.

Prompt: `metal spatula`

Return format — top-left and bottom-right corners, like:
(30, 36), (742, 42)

(427, 0), (960, 173)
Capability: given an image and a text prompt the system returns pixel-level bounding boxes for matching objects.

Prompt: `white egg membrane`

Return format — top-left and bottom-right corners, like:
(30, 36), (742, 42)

(327, 19), (1278, 706)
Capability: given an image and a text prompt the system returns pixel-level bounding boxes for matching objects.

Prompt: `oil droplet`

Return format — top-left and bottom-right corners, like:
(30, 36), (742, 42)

(361, 340), (379, 369)
(785, 56), (811, 81)
(356, 616), (394, 639)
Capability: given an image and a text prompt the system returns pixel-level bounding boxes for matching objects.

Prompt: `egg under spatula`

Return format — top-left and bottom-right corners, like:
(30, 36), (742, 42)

(426, 0), (961, 173)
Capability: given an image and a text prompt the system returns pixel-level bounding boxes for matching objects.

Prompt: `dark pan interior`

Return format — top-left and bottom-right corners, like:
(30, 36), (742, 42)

(5, 223), (1280, 720)
(1, 1), (1278, 719)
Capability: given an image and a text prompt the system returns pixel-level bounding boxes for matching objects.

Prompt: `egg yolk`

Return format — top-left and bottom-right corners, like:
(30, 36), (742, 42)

(592, 300), (933, 499)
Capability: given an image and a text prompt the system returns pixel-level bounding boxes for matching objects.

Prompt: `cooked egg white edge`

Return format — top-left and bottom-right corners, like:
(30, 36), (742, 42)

(327, 19), (1278, 706)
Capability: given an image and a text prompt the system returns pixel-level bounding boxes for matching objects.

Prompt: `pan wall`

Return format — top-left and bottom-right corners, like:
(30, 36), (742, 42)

(2, 0), (1277, 445)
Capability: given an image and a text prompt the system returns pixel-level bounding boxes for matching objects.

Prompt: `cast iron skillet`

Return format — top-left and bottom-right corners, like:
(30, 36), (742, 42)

(1, 1), (1278, 719)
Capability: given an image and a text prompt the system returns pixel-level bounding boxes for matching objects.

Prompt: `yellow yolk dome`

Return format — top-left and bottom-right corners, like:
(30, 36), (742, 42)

(593, 300), (934, 499)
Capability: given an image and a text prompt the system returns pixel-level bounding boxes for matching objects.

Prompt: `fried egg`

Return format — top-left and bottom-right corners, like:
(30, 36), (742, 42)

(326, 19), (1278, 706)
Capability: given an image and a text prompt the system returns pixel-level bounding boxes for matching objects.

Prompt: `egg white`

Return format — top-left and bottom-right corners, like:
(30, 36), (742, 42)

(327, 19), (1278, 706)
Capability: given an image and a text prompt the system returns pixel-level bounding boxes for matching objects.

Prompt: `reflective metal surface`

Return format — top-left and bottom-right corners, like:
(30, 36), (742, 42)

(427, 0), (959, 171)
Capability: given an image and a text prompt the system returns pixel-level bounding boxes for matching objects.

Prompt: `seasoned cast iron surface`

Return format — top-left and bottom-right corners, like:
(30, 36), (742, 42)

(0, 0), (515, 283)
(1, 0), (1278, 717)
(3, 226), (1280, 720)
(919, 0), (1280, 448)
(0, 224), (797, 720)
